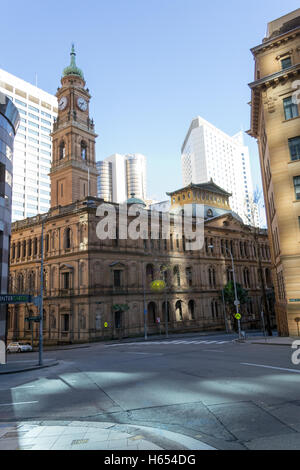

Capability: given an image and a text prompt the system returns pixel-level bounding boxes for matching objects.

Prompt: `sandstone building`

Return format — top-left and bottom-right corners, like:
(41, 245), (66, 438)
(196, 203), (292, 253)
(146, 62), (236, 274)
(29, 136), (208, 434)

(7, 47), (274, 344)
(248, 8), (300, 335)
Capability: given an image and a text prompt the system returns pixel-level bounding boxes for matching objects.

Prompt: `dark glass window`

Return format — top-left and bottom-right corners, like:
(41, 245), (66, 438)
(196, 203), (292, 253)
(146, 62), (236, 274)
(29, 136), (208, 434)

(289, 137), (300, 161)
(114, 270), (121, 287)
(283, 97), (299, 120)
(62, 272), (70, 289)
(293, 176), (300, 200)
(281, 57), (292, 70)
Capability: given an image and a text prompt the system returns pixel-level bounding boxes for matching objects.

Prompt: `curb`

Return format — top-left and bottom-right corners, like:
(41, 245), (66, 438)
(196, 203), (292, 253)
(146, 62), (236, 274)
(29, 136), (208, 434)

(0, 360), (59, 375)
(250, 341), (292, 347)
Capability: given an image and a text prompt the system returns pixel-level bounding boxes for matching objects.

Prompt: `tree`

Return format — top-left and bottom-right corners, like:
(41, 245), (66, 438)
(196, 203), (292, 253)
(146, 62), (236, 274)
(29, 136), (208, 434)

(222, 281), (248, 331)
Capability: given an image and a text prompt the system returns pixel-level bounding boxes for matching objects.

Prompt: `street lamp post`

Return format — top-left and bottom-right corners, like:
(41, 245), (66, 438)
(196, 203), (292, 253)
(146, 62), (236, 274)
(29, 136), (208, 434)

(209, 244), (242, 339)
(142, 263), (147, 341)
(38, 215), (47, 366)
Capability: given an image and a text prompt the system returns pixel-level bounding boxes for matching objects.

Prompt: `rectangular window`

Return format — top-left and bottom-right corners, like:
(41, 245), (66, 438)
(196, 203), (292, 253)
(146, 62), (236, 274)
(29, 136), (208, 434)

(281, 57), (292, 70)
(289, 137), (300, 161)
(113, 270), (121, 287)
(293, 176), (300, 200)
(28, 105), (39, 113)
(62, 314), (69, 331)
(283, 97), (299, 120)
(0, 162), (5, 197)
(28, 113), (39, 121)
(62, 272), (70, 289)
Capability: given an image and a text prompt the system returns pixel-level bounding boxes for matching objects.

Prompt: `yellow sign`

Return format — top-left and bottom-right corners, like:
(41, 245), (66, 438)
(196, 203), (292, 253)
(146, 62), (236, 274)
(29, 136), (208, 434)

(150, 280), (166, 292)
(104, 322), (108, 328)
(235, 314), (241, 320)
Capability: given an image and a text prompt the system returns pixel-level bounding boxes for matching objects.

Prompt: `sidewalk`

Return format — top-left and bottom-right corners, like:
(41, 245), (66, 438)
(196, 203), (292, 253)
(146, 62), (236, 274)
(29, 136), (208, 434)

(0, 420), (215, 450)
(249, 336), (298, 346)
(0, 359), (58, 375)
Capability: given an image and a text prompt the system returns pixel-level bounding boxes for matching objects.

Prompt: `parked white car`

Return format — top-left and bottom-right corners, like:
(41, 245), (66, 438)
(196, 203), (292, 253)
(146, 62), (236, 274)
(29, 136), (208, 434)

(7, 342), (33, 353)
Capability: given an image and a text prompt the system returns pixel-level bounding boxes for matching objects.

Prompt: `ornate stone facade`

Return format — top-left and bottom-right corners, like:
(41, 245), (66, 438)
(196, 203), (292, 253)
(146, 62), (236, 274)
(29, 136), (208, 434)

(7, 47), (274, 344)
(248, 9), (300, 335)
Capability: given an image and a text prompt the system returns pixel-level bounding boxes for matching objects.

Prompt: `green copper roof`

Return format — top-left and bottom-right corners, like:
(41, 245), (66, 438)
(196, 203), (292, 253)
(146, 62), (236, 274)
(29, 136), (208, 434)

(63, 44), (84, 80)
(126, 193), (146, 206)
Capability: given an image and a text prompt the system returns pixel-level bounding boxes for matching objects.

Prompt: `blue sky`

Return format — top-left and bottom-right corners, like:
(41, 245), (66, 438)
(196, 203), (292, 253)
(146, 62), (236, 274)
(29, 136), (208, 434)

(1, 0), (299, 201)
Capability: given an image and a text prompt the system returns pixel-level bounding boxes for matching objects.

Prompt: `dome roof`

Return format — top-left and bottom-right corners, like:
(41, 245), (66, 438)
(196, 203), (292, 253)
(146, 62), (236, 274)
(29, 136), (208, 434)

(63, 44), (84, 80)
(126, 193), (146, 207)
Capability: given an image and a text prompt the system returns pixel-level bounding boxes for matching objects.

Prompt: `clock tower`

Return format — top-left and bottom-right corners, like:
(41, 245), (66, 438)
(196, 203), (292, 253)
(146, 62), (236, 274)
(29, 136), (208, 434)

(50, 45), (98, 208)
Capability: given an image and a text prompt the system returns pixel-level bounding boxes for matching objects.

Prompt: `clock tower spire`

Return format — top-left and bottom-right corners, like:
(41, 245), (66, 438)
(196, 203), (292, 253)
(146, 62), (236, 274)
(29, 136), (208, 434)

(50, 45), (98, 208)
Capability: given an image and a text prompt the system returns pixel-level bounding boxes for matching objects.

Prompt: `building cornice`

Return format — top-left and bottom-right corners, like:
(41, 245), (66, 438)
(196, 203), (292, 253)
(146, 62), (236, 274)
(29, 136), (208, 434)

(250, 26), (300, 56)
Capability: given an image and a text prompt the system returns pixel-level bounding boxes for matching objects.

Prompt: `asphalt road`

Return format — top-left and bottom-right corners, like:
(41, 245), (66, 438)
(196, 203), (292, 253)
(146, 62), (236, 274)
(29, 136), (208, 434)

(1, 332), (300, 450)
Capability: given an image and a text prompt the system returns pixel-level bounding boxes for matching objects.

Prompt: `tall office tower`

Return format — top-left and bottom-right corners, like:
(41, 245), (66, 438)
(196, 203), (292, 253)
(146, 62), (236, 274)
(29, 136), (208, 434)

(97, 153), (147, 203)
(181, 117), (259, 226)
(0, 94), (19, 360)
(248, 8), (300, 336)
(0, 69), (58, 221)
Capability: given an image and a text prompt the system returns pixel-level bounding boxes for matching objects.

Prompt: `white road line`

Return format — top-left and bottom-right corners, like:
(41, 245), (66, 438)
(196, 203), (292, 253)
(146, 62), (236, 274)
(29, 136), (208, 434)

(11, 385), (35, 389)
(0, 401), (39, 406)
(241, 362), (300, 374)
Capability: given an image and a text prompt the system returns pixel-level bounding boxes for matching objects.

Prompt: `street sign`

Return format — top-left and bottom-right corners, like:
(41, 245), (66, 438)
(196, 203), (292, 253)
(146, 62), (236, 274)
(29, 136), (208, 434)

(235, 313), (242, 320)
(156, 317), (161, 323)
(0, 294), (32, 304)
(289, 299), (300, 303)
(104, 322), (108, 328)
(25, 316), (41, 322)
(234, 300), (240, 307)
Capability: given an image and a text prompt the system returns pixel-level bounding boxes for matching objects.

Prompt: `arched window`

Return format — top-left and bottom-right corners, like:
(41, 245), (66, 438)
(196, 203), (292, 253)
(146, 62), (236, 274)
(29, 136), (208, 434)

(17, 273), (24, 292)
(146, 264), (154, 283)
(173, 266), (180, 287)
(28, 271), (35, 293)
(175, 300), (183, 321)
(148, 302), (156, 323)
(59, 141), (65, 160)
(188, 300), (195, 320)
(209, 267), (216, 288)
(186, 267), (192, 287)
(64, 228), (72, 249)
(45, 234), (49, 253)
(227, 267), (233, 283)
(81, 141), (87, 160)
(162, 301), (170, 322)
(33, 238), (38, 255)
(265, 268), (272, 288)
(243, 268), (250, 288)
(28, 239), (32, 257)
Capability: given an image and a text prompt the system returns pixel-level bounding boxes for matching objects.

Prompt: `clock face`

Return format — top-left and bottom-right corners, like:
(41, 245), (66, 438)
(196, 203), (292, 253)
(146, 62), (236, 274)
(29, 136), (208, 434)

(77, 97), (88, 111)
(58, 96), (67, 111)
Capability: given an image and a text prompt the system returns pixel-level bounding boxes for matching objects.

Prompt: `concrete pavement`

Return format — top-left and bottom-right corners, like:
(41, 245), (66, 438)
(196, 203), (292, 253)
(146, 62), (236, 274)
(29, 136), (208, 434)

(0, 421), (215, 450)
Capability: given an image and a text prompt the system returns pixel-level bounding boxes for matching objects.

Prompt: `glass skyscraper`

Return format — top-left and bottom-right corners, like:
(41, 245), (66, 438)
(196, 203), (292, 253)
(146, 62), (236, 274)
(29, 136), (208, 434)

(0, 69), (57, 222)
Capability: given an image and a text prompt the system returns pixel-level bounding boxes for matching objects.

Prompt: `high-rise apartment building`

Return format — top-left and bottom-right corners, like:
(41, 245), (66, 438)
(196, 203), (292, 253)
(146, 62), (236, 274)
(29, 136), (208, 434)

(248, 8), (300, 336)
(0, 94), (19, 360)
(181, 117), (259, 226)
(0, 69), (57, 221)
(97, 153), (147, 203)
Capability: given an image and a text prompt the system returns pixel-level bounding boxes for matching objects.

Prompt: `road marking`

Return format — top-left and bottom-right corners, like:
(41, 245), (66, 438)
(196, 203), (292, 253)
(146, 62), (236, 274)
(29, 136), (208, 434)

(241, 363), (300, 374)
(105, 339), (231, 348)
(203, 349), (225, 353)
(0, 401), (38, 406)
(11, 385), (35, 389)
